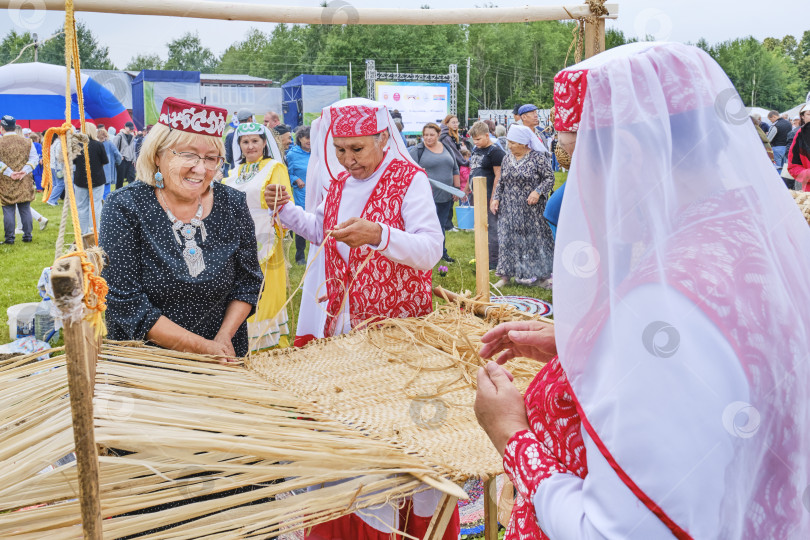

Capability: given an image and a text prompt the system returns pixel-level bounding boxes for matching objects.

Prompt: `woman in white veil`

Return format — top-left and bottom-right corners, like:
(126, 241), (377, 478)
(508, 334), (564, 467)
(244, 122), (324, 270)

(475, 42), (810, 539)
(270, 97), (453, 539)
(223, 122), (291, 350)
(290, 97), (431, 347)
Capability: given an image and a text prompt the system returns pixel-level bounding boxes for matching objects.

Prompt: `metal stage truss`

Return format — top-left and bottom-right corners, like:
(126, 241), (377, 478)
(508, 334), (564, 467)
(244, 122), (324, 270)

(365, 60), (458, 116)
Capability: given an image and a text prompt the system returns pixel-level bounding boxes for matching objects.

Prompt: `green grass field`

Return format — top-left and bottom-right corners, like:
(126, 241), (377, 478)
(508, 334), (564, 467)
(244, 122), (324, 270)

(1, 172), (564, 346)
(0, 198), (69, 345)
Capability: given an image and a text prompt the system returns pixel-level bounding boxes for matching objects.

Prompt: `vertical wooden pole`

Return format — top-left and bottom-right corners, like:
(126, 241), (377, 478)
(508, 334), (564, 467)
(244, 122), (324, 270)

(584, 18), (606, 59)
(82, 232), (97, 248)
(51, 255), (102, 540)
(472, 176), (490, 302)
(483, 477), (499, 539)
(423, 494), (460, 539)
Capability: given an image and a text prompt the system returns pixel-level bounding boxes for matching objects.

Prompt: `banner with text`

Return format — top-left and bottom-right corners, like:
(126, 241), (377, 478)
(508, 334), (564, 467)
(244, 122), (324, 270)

(375, 81), (450, 135)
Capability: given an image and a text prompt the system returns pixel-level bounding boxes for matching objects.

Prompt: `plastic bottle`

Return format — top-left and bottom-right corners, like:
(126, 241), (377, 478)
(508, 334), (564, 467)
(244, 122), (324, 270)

(34, 299), (55, 344)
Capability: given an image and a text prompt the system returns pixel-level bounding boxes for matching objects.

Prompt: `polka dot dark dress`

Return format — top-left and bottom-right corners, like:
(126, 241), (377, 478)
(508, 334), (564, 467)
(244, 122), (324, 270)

(99, 98), (262, 360)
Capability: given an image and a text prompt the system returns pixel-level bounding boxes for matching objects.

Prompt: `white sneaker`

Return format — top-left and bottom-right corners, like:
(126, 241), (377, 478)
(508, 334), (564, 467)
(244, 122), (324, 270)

(534, 277), (553, 290)
(15, 228), (23, 235)
(39, 218), (48, 231)
(493, 278), (509, 288)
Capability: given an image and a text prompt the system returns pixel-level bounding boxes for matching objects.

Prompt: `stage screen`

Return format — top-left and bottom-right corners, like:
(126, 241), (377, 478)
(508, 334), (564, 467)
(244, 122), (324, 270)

(375, 81), (450, 135)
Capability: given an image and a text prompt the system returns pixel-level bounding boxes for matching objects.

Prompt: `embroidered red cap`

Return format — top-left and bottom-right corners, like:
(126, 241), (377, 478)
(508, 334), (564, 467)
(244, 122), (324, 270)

(329, 104), (388, 138)
(553, 69), (588, 133)
(159, 97), (227, 137)
(554, 43), (718, 133)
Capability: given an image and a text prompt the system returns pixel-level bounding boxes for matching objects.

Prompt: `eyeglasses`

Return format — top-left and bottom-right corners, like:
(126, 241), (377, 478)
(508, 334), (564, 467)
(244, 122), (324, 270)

(171, 149), (224, 171)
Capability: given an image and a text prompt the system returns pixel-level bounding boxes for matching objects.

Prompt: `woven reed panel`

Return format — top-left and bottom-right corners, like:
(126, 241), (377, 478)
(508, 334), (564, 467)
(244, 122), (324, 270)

(247, 311), (545, 482)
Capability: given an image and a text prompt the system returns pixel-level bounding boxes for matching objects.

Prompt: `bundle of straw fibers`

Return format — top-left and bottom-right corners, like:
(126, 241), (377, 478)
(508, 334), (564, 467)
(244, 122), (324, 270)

(791, 190), (810, 225)
(0, 306), (545, 538)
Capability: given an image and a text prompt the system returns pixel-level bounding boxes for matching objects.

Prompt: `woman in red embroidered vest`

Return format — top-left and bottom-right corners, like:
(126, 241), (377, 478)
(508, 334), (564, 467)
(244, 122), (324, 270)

(264, 98), (455, 540)
(475, 43), (810, 540)
(265, 98), (443, 341)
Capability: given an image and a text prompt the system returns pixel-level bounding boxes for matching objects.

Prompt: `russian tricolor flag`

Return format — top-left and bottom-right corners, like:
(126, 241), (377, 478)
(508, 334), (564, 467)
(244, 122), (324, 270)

(0, 62), (133, 132)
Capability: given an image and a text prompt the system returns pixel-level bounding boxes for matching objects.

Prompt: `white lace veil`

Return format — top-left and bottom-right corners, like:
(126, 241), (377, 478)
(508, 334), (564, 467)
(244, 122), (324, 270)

(554, 42), (810, 538)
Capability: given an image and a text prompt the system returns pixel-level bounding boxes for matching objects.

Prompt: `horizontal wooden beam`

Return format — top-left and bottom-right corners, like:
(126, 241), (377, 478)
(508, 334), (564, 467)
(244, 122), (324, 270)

(0, 1), (618, 25)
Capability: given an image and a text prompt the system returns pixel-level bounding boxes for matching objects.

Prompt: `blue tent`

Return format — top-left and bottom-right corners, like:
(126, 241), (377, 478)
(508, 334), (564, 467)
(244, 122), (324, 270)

(281, 75), (347, 129)
(132, 70), (200, 130)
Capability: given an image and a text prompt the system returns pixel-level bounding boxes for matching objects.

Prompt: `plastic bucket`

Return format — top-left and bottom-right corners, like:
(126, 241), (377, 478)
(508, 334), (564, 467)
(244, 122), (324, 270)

(7, 302), (39, 340)
(456, 205), (475, 230)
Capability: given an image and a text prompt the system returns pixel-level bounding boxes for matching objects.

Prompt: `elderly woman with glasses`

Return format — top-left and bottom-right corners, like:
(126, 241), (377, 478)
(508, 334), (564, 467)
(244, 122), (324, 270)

(99, 98), (263, 360)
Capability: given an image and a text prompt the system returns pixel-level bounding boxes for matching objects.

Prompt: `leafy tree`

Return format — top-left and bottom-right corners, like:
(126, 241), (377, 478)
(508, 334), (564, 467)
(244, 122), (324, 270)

(315, 23), (465, 98)
(762, 37), (780, 51)
(217, 28), (270, 77)
(798, 55), (810, 99)
(164, 32), (218, 72)
(605, 28), (632, 50)
(467, 21), (577, 114)
(780, 34), (799, 62)
(0, 30), (36, 64)
(695, 37), (711, 52)
(125, 54), (164, 71)
(708, 37), (803, 110)
(799, 30), (810, 58)
(37, 21), (115, 69)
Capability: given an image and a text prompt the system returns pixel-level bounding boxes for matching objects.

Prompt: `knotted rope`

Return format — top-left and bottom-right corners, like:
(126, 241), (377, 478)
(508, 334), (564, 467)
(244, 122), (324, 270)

(563, 0), (609, 66)
(40, 0), (107, 337)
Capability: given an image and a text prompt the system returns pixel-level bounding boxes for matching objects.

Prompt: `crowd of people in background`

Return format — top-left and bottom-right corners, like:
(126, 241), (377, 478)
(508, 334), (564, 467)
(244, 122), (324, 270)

(4, 94), (809, 296)
(754, 106), (810, 190)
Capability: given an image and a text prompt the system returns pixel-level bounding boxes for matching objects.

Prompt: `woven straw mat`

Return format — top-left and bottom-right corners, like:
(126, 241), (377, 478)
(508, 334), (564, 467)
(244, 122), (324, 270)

(247, 315), (543, 483)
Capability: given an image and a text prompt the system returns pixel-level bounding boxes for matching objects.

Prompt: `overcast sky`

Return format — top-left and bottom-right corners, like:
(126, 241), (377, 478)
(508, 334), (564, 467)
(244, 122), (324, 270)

(2, 0), (807, 69)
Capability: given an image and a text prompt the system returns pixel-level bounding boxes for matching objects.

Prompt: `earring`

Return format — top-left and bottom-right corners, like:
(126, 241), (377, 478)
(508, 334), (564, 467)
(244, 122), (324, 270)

(154, 171), (164, 189)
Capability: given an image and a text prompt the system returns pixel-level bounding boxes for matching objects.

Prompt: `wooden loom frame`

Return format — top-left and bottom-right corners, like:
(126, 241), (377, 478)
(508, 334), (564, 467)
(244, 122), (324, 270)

(4, 2), (615, 538)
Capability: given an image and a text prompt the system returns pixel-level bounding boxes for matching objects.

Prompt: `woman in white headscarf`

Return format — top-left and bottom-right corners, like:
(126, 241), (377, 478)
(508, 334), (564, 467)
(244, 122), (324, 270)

(491, 124), (555, 288)
(475, 42), (810, 540)
(223, 122), (291, 350)
(267, 97), (444, 347)
(264, 98), (454, 540)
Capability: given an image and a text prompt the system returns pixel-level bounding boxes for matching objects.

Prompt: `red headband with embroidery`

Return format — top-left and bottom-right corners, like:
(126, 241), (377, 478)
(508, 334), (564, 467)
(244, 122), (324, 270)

(329, 105), (387, 137)
(553, 69), (588, 133)
(554, 45), (717, 133)
(159, 97), (227, 137)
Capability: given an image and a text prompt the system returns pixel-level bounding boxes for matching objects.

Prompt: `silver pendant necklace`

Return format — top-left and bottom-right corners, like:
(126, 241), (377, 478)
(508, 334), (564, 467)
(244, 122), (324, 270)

(236, 161), (261, 185)
(158, 191), (207, 277)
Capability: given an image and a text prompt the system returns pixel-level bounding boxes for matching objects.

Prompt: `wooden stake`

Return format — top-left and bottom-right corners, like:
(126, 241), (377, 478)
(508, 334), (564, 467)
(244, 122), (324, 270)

(423, 493), (460, 539)
(472, 176), (490, 302)
(51, 255), (102, 540)
(82, 232), (97, 248)
(584, 18), (606, 59)
(4, 1), (618, 25)
(483, 477), (499, 540)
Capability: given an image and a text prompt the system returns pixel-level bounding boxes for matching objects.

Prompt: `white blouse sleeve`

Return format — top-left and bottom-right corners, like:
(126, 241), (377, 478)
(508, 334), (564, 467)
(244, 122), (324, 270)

(278, 198), (325, 246)
(373, 170), (443, 271)
(532, 284), (749, 539)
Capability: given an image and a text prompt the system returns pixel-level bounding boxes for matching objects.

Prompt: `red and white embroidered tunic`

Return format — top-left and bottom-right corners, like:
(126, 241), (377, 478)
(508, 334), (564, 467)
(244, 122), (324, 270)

(278, 152), (443, 339)
(321, 158), (433, 336)
(500, 191), (798, 539)
(277, 152), (453, 538)
(503, 296), (747, 539)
